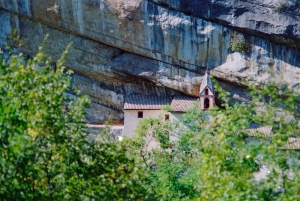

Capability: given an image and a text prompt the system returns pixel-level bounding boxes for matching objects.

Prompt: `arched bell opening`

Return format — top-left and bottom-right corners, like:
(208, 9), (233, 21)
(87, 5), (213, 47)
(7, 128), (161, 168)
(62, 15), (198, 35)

(205, 88), (209, 95)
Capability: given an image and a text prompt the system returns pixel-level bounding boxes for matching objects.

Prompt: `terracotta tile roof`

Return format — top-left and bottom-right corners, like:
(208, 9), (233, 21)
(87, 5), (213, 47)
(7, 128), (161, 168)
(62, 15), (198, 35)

(124, 95), (197, 111)
(171, 95), (198, 112)
(124, 96), (300, 150)
(124, 95), (172, 110)
(281, 137), (300, 150)
(245, 123), (300, 150)
(245, 122), (272, 137)
(199, 71), (214, 95)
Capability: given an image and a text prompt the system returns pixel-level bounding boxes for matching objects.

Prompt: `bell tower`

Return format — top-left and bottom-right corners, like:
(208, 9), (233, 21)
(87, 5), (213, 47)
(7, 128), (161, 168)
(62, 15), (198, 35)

(199, 71), (215, 110)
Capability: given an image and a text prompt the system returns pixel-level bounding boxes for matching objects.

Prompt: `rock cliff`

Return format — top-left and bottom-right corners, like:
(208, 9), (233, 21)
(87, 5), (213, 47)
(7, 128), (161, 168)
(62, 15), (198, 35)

(1, 0), (299, 123)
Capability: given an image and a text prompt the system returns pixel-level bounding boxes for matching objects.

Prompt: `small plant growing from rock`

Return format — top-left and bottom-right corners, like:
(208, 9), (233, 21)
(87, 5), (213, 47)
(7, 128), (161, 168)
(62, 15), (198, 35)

(230, 34), (251, 53)
(272, 2), (286, 12)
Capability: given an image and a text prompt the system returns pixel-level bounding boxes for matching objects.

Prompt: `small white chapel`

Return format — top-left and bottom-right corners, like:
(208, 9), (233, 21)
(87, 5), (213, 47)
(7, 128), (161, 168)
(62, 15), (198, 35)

(122, 71), (215, 137)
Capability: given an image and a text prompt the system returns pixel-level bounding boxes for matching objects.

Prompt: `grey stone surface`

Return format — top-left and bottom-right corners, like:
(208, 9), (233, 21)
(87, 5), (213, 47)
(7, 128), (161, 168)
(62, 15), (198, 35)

(86, 126), (124, 142)
(149, 0), (300, 46)
(1, 1), (300, 122)
(2, 0), (300, 46)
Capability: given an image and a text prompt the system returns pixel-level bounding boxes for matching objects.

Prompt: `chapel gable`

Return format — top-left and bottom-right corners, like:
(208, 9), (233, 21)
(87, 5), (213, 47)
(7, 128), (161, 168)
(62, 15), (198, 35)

(199, 71), (215, 110)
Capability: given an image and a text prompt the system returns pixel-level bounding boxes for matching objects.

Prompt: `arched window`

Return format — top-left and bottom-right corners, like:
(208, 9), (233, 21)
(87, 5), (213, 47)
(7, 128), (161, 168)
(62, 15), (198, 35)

(205, 88), (209, 95)
(204, 98), (210, 109)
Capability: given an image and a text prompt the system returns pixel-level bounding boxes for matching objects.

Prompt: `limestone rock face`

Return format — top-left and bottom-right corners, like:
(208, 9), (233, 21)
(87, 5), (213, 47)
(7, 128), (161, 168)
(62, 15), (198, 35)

(149, 0), (300, 46)
(1, 0), (300, 123)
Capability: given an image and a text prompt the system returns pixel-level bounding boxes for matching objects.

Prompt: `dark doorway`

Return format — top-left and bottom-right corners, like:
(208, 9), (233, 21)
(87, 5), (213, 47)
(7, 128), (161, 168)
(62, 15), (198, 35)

(204, 98), (210, 109)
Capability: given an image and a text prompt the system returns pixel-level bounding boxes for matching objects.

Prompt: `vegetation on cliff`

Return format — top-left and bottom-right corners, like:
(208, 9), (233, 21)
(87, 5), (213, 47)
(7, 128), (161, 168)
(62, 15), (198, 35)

(0, 39), (153, 200)
(122, 81), (300, 200)
(1, 32), (300, 200)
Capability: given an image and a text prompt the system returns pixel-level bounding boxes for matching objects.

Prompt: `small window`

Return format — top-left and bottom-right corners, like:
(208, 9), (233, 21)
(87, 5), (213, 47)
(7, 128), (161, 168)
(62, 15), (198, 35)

(205, 88), (209, 95)
(138, 111), (143, 118)
(165, 114), (170, 121)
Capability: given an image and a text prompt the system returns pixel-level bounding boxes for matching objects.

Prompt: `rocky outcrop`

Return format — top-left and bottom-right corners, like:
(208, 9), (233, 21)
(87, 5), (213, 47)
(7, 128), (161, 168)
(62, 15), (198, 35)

(1, 0), (299, 123)
(86, 125), (123, 141)
(149, 0), (300, 46)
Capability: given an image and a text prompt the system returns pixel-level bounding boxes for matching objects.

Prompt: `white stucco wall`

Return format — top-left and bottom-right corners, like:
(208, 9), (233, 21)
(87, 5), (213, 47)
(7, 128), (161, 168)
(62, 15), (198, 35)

(124, 110), (165, 137)
(123, 110), (184, 137)
(169, 112), (183, 121)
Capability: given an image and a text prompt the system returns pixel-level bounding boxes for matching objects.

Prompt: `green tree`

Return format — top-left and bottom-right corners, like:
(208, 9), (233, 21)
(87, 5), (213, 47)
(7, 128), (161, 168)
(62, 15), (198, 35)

(0, 37), (153, 200)
(123, 81), (300, 200)
(120, 109), (206, 200)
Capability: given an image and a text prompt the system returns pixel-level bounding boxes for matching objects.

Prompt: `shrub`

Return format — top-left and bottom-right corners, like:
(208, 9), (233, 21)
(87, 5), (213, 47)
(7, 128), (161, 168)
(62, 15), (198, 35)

(0, 33), (153, 200)
(230, 37), (251, 53)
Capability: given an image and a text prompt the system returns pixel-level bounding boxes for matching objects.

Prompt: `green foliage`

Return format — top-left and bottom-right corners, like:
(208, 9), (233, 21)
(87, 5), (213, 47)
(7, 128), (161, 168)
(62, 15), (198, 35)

(4, 31), (300, 200)
(230, 37), (251, 53)
(7, 29), (25, 48)
(120, 107), (207, 200)
(0, 36), (152, 200)
(162, 104), (173, 112)
(180, 100), (207, 132)
(197, 82), (300, 200)
(123, 80), (300, 200)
